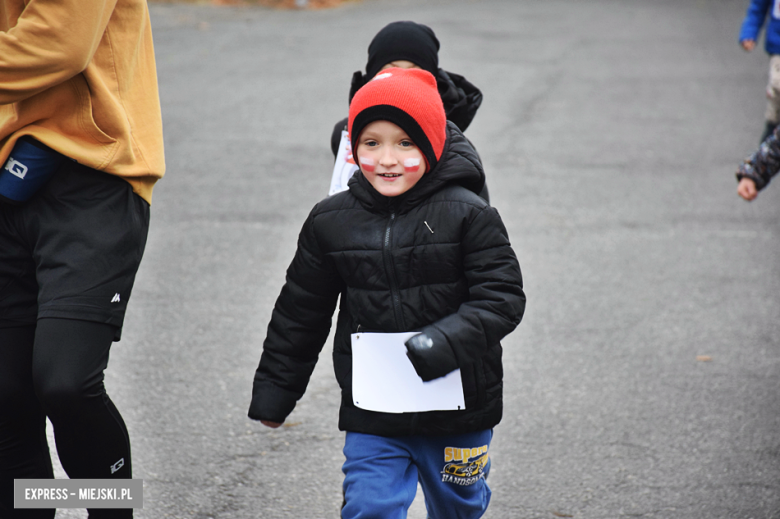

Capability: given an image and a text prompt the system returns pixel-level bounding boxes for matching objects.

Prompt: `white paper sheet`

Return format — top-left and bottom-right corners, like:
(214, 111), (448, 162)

(351, 332), (466, 413)
(328, 130), (359, 196)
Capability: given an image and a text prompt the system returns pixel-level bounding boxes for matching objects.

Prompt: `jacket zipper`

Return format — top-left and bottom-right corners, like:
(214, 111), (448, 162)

(383, 211), (405, 331)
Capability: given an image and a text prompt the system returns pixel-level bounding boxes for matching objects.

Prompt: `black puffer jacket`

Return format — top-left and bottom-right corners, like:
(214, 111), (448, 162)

(251, 122), (525, 436)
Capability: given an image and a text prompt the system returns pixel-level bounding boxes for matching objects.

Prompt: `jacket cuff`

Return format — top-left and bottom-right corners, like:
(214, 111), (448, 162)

(404, 327), (459, 382)
(736, 165), (768, 190)
(248, 379), (299, 423)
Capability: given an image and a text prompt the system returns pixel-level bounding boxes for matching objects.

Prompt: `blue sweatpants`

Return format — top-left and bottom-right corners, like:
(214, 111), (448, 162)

(342, 430), (492, 519)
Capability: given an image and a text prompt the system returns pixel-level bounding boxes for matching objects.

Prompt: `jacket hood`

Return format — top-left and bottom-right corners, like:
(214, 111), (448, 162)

(347, 121), (485, 214)
(436, 69), (483, 132)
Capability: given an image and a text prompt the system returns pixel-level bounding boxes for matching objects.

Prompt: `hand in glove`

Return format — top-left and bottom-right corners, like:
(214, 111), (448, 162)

(404, 332), (459, 382)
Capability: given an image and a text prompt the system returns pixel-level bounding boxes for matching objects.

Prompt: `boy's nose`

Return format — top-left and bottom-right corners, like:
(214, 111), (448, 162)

(378, 149), (398, 167)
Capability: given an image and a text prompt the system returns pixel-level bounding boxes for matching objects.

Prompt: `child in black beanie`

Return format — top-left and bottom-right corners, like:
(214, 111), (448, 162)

(328, 21), (485, 198)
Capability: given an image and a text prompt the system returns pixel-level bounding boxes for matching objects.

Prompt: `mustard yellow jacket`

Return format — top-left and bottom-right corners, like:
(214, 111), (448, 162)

(0, 0), (165, 204)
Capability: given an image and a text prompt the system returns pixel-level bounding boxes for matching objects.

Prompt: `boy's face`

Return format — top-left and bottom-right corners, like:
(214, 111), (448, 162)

(356, 120), (427, 197)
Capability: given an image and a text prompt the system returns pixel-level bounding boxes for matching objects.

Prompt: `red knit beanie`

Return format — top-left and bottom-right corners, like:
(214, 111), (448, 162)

(348, 67), (447, 171)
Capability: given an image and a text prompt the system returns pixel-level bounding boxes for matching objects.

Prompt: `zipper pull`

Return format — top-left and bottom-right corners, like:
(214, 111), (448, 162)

(424, 221), (434, 234)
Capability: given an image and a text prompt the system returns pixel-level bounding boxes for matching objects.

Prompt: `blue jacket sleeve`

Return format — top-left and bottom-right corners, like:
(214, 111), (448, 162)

(740, 0), (771, 42)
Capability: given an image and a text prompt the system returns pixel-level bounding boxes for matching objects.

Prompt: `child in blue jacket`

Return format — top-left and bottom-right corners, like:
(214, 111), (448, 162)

(740, 0), (780, 142)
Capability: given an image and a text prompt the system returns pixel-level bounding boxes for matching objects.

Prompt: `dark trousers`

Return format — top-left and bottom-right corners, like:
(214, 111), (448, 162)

(0, 162), (148, 518)
(0, 319), (132, 519)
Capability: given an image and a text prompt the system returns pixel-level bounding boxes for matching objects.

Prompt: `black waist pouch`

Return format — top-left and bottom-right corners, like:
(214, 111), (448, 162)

(0, 136), (66, 205)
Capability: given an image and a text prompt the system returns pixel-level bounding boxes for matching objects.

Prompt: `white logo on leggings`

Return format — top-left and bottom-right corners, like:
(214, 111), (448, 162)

(111, 293), (121, 303)
(110, 458), (125, 474)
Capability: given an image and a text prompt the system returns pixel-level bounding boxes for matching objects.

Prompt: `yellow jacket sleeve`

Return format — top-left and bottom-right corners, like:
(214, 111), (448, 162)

(0, 0), (118, 104)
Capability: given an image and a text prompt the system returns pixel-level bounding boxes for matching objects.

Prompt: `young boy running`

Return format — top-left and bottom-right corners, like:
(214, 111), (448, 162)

(249, 68), (525, 518)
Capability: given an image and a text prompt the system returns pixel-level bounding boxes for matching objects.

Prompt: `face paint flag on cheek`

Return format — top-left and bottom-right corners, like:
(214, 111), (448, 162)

(359, 157), (376, 173)
(403, 158), (421, 173)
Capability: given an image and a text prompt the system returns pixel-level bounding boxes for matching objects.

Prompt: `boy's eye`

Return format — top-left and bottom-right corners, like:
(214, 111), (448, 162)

(400, 140), (415, 148)
(363, 140), (378, 147)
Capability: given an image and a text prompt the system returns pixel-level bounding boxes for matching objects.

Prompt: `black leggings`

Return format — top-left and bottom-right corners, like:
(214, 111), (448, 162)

(0, 319), (132, 519)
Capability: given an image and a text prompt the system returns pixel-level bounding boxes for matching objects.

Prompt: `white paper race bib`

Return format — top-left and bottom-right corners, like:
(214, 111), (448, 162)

(329, 130), (360, 196)
(351, 332), (466, 414)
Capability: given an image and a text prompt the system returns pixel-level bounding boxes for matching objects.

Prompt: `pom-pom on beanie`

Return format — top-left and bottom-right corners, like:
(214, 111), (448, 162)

(349, 67), (447, 172)
(365, 21), (440, 80)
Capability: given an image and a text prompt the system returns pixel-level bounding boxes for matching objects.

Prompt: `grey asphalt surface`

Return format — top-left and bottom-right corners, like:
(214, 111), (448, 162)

(50, 0), (779, 517)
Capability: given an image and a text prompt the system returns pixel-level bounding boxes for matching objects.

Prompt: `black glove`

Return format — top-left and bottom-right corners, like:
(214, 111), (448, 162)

(404, 332), (458, 382)
(405, 333), (434, 354)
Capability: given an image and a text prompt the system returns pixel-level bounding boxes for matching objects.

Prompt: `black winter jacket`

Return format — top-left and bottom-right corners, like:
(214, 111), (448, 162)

(250, 122), (525, 437)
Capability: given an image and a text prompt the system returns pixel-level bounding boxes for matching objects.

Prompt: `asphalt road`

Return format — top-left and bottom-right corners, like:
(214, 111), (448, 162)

(49, 0), (780, 517)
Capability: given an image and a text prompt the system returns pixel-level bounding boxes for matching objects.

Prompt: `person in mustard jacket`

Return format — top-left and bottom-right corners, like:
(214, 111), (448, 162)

(0, 1), (165, 517)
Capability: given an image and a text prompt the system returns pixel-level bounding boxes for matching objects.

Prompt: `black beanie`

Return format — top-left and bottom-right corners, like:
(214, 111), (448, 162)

(364, 21), (440, 80)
